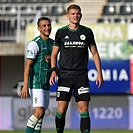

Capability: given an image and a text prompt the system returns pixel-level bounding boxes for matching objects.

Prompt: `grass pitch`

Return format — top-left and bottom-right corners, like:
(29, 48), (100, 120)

(0, 130), (133, 133)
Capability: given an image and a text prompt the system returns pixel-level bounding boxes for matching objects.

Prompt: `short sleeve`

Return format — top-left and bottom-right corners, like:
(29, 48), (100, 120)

(88, 28), (96, 46)
(26, 41), (39, 59)
(54, 30), (61, 47)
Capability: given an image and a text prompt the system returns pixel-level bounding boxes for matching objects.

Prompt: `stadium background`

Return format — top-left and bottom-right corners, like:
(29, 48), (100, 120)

(0, 0), (133, 131)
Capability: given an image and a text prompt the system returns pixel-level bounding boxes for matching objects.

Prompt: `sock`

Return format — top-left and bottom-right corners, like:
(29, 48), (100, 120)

(33, 119), (43, 133)
(80, 112), (90, 133)
(26, 115), (38, 133)
(55, 112), (66, 133)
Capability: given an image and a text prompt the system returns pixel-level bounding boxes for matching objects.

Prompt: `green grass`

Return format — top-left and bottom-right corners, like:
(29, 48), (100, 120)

(0, 130), (133, 133)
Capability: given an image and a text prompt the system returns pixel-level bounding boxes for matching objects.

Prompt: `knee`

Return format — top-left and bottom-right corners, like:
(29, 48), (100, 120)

(34, 107), (45, 119)
(78, 104), (88, 112)
(58, 109), (66, 114)
(57, 101), (68, 114)
(78, 101), (89, 112)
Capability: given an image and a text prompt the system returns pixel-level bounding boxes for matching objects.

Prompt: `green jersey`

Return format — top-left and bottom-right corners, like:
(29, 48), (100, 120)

(26, 36), (54, 90)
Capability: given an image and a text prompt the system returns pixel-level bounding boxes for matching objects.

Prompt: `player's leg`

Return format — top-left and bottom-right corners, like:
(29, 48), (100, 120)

(78, 101), (90, 133)
(26, 89), (49, 133)
(55, 101), (69, 133)
(55, 78), (72, 133)
(26, 114), (39, 133)
(26, 107), (44, 133)
(74, 77), (91, 133)
(33, 90), (50, 133)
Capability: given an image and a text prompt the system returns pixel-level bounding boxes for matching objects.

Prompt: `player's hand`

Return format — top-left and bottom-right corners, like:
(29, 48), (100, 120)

(20, 86), (29, 99)
(49, 71), (58, 86)
(96, 74), (104, 88)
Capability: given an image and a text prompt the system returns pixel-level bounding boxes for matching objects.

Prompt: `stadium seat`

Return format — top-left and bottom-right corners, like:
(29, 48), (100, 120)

(114, 17), (127, 23)
(119, 5), (132, 15)
(8, 0), (23, 2)
(39, 0), (54, 2)
(102, 5), (116, 15)
(0, 0), (7, 3)
(54, 0), (71, 2)
(97, 18), (111, 23)
(51, 17), (59, 23)
(5, 7), (17, 15)
(36, 6), (48, 16)
(124, 0), (133, 2)
(21, 6), (35, 16)
(107, 0), (122, 2)
(5, 6), (12, 13)
(51, 6), (66, 16)
(23, 0), (38, 2)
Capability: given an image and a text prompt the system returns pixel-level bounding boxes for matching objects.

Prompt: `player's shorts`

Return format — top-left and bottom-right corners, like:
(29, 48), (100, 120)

(29, 89), (50, 109)
(56, 77), (91, 102)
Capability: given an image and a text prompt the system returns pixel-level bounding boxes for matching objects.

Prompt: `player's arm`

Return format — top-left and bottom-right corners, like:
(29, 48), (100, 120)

(49, 46), (59, 85)
(23, 59), (33, 89)
(20, 59), (33, 99)
(89, 45), (104, 88)
(20, 41), (38, 98)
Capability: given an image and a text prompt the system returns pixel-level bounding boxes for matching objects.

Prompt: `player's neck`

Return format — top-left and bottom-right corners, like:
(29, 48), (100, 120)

(68, 23), (80, 30)
(40, 34), (49, 40)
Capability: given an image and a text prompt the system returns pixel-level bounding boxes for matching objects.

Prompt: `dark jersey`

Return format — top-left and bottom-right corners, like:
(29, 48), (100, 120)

(54, 25), (96, 78)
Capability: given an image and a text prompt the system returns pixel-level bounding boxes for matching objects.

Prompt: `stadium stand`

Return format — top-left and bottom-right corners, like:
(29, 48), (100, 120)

(0, 0), (8, 3)
(0, 0), (72, 42)
(97, 0), (133, 23)
(0, 0), (133, 55)
(56, 0), (72, 2)
(124, 0), (133, 2)
(0, 0), (74, 56)
(107, 0), (122, 2)
(9, 0), (23, 2)
(39, 0), (54, 3)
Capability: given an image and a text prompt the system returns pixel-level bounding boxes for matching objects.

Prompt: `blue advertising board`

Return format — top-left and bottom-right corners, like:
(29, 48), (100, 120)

(70, 96), (129, 129)
(50, 60), (130, 94)
(88, 60), (130, 94)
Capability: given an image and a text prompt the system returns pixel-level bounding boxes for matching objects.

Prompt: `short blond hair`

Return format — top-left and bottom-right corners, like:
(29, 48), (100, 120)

(67, 4), (81, 13)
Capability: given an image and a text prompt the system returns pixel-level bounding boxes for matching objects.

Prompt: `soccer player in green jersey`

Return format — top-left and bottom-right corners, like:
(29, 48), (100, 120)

(49, 4), (104, 133)
(20, 17), (54, 133)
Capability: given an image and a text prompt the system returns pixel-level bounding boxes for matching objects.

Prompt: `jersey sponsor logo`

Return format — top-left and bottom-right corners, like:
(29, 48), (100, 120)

(80, 34), (86, 40)
(58, 86), (70, 92)
(64, 41), (85, 46)
(64, 41), (85, 48)
(27, 50), (33, 56)
(78, 87), (90, 95)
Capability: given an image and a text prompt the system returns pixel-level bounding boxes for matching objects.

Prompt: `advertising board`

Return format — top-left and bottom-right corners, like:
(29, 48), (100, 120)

(71, 96), (129, 129)
(88, 60), (130, 94)
(12, 97), (71, 129)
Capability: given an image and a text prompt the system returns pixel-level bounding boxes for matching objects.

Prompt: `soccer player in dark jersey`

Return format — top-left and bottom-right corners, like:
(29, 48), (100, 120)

(49, 4), (104, 133)
(20, 17), (54, 133)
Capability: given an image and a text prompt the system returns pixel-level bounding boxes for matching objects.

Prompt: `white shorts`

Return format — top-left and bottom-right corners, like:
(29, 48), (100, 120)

(29, 89), (50, 109)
